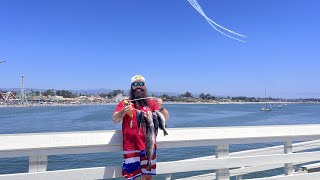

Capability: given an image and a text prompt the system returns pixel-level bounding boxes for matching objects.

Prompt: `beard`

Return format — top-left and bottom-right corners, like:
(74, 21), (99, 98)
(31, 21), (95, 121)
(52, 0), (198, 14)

(129, 87), (149, 108)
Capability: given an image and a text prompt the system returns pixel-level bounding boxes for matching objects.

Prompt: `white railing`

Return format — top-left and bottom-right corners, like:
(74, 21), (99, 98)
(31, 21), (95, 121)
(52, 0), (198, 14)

(176, 139), (320, 179)
(1, 124), (320, 180)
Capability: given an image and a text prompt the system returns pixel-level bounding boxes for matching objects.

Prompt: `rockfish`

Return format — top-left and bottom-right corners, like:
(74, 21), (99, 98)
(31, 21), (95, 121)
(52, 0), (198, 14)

(145, 111), (155, 171)
(136, 110), (146, 134)
(152, 111), (159, 137)
(155, 110), (168, 136)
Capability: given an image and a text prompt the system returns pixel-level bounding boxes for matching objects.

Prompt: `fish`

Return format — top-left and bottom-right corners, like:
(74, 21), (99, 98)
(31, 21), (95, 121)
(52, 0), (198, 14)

(136, 110), (146, 134)
(152, 112), (159, 136)
(145, 111), (155, 171)
(137, 110), (166, 170)
(155, 110), (168, 136)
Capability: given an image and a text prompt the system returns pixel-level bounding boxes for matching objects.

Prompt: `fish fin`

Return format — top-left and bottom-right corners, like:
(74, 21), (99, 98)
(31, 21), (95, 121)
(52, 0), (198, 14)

(163, 130), (168, 136)
(155, 128), (158, 137)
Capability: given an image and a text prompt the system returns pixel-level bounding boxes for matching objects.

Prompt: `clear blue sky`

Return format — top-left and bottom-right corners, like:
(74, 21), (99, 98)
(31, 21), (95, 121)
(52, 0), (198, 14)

(1, 0), (320, 98)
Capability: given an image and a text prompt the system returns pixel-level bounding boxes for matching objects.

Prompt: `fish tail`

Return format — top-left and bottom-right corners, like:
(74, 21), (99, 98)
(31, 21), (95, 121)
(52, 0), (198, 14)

(147, 161), (152, 171)
(163, 130), (168, 136)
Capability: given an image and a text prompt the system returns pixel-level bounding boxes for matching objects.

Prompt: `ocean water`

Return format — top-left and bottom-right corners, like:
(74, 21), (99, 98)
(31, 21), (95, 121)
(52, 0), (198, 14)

(1, 103), (320, 179)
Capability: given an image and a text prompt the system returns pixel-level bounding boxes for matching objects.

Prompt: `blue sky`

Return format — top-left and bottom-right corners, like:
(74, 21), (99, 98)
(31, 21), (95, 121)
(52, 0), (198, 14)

(1, 0), (320, 98)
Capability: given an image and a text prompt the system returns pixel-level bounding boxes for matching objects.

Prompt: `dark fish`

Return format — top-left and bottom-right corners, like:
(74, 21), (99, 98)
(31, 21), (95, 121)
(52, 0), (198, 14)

(155, 110), (168, 136)
(145, 111), (155, 171)
(136, 110), (146, 134)
(152, 112), (159, 136)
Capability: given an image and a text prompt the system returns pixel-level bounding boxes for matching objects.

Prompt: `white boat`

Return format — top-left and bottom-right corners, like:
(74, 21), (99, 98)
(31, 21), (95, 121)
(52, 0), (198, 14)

(277, 97), (283, 108)
(260, 89), (272, 111)
(260, 106), (272, 111)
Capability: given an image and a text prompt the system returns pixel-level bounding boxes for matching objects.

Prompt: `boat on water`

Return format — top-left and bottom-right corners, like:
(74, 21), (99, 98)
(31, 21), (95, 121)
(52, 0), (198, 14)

(260, 106), (272, 111)
(277, 97), (283, 108)
(260, 89), (272, 111)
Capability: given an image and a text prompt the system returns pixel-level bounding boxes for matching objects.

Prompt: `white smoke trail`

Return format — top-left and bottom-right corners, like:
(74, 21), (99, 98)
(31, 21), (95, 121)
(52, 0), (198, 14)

(187, 0), (247, 42)
(190, 0), (246, 38)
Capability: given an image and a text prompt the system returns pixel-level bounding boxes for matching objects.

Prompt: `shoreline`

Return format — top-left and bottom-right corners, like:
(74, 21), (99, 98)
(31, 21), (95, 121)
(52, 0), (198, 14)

(0, 101), (318, 108)
(0, 103), (116, 108)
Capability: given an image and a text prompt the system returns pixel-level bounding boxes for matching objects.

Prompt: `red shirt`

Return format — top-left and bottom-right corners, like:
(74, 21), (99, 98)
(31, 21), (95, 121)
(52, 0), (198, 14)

(115, 99), (159, 151)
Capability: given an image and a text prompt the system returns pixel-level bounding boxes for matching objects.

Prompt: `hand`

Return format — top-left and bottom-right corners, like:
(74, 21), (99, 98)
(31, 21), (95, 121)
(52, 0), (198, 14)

(122, 102), (134, 113)
(144, 110), (152, 120)
(155, 98), (163, 108)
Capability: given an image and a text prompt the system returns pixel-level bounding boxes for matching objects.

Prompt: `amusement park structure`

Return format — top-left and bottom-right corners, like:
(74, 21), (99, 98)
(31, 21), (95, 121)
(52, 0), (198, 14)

(0, 60), (26, 103)
(0, 75), (25, 103)
(20, 75), (25, 103)
(0, 91), (17, 102)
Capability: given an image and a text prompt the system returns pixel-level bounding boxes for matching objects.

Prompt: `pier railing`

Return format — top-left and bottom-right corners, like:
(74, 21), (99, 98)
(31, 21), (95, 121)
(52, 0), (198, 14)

(1, 124), (320, 179)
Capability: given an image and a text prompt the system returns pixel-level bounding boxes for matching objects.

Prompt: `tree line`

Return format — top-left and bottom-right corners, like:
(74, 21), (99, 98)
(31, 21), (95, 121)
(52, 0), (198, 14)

(2, 89), (320, 102)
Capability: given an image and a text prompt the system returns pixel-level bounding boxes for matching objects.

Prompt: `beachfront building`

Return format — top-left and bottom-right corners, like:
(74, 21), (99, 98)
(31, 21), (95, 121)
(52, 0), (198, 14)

(77, 96), (88, 103)
(104, 96), (111, 103)
(29, 96), (45, 103)
(49, 95), (64, 102)
(113, 93), (127, 103)
(88, 95), (105, 103)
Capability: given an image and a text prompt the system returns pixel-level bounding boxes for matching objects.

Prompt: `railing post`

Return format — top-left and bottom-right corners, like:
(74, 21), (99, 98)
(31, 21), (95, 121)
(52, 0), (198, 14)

(236, 175), (243, 180)
(284, 141), (294, 175)
(216, 144), (230, 180)
(29, 155), (48, 172)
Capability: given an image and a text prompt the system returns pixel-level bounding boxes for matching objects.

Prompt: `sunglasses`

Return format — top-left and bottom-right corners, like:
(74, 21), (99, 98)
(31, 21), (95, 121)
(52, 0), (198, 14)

(132, 82), (145, 86)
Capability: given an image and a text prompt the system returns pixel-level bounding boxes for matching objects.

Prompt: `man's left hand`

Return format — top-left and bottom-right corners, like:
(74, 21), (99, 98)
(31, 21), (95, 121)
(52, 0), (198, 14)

(155, 98), (163, 108)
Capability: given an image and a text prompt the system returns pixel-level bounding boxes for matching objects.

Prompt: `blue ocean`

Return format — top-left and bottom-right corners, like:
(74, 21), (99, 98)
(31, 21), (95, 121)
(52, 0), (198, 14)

(1, 104), (320, 179)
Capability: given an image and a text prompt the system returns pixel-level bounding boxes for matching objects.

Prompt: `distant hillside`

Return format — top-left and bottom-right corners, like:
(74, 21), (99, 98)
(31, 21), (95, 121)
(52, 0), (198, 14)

(70, 89), (113, 94)
(0, 88), (45, 93)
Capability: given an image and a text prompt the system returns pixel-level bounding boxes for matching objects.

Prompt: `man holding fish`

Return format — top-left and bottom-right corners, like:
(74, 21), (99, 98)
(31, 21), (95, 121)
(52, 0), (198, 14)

(112, 75), (169, 180)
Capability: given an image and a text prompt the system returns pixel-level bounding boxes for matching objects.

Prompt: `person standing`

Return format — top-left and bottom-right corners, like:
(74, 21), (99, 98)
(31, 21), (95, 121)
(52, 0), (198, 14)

(112, 75), (169, 180)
